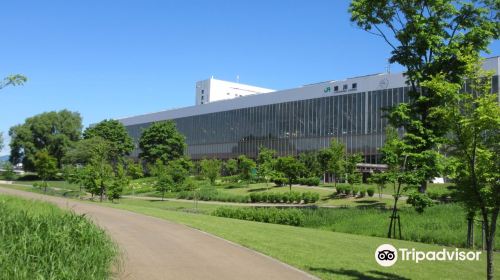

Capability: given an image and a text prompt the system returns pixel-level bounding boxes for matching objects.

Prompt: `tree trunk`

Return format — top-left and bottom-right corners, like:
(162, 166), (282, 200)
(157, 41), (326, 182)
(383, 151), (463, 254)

(419, 180), (427, 193)
(100, 183), (104, 202)
(162, 190), (165, 201)
(486, 209), (498, 280)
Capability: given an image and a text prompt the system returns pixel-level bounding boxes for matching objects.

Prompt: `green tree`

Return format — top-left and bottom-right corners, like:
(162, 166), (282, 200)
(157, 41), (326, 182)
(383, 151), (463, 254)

(318, 140), (346, 187)
(153, 158), (191, 200)
(200, 159), (221, 185)
(125, 159), (144, 179)
(0, 132), (3, 152)
(429, 59), (499, 280)
(0, 75), (27, 90)
(1, 162), (16, 181)
(256, 147), (277, 187)
(345, 153), (363, 188)
(298, 151), (321, 178)
(34, 150), (58, 192)
(82, 137), (115, 201)
(237, 155), (256, 184)
(9, 110), (82, 170)
(275, 156), (306, 192)
(350, 1), (499, 193)
(63, 137), (110, 165)
(139, 121), (186, 165)
(108, 163), (129, 202)
(224, 159), (238, 176)
(83, 119), (134, 162)
(380, 126), (426, 239)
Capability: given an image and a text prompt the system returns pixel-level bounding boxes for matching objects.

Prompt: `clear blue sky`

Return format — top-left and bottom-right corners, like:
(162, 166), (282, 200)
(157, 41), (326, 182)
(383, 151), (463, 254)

(1, 0), (498, 156)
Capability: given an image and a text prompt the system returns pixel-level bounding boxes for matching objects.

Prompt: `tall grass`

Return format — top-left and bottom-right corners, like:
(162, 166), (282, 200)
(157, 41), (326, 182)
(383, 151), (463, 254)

(300, 203), (500, 248)
(0, 195), (118, 280)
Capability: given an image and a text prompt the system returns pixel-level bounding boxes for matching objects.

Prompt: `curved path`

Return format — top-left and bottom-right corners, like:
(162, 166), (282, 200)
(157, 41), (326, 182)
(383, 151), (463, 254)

(0, 187), (316, 280)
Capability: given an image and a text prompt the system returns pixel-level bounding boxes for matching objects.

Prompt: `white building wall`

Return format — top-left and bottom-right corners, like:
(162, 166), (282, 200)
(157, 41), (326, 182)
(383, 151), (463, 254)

(195, 78), (274, 105)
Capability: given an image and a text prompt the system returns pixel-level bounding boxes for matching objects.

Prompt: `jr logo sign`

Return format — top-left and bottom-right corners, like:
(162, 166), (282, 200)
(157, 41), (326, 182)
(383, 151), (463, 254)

(324, 86), (331, 93)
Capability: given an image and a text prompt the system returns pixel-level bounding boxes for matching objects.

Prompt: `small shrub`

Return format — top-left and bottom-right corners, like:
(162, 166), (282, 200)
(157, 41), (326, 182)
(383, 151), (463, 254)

(367, 187), (375, 197)
(358, 188), (366, 198)
(344, 187), (352, 196)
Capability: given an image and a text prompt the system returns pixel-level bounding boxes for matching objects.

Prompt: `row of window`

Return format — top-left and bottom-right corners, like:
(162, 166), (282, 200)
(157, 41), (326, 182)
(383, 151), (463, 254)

(125, 75), (499, 163)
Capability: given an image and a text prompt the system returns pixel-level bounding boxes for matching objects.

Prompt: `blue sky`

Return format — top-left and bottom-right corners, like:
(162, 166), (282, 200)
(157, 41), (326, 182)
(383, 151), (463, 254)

(1, 0), (498, 156)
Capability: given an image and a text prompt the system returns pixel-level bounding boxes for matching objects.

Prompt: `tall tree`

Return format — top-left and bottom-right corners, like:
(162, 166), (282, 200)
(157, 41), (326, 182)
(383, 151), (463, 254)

(139, 121), (186, 165)
(430, 59), (499, 280)
(9, 110), (82, 170)
(34, 150), (58, 192)
(83, 119), (134, 162)
(350, 0), (499, 192)
(0, 132), (3, 152)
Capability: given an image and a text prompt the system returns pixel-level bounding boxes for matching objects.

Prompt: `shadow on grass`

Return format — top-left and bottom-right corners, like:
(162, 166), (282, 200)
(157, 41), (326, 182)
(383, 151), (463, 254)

(247, 187), (269, 192)
(308, 267), (411, 280)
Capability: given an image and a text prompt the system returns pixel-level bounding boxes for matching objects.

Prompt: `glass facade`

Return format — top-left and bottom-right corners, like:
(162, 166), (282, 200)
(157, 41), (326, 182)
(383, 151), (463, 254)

(125, 75), (499, 163)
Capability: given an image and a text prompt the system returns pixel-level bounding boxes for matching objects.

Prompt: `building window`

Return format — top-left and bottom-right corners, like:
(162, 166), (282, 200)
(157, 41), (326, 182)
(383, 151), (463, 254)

(201, 96), (204, 100)
(201, 89), (204, 94)
(352, 83), (357, 89)
(201, 101), (204, 104)
(343, 84), (348, 90)
(334, 86), (339, 91)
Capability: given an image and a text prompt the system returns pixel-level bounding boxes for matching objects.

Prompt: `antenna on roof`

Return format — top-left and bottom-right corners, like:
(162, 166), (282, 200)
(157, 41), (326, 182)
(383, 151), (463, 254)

(386, 61), (391, 74)
(236, 75), (240, 83)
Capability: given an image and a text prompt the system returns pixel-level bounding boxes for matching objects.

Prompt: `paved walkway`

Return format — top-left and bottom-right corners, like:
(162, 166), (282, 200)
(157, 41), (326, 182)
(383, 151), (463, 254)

(0, 186), (316, 280)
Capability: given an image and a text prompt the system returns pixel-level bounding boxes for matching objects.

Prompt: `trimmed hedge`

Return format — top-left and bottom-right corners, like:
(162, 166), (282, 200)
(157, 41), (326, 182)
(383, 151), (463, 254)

(212, 207), (305, 226)
(249, 191), (319, 204)
(177, 188), (320, 204)
(177, 188), (249, 203)
(296, 177), (321, 186)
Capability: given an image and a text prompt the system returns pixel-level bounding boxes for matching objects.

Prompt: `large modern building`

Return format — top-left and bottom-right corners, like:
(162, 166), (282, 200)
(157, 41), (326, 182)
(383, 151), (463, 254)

(120, 57), (499, 164)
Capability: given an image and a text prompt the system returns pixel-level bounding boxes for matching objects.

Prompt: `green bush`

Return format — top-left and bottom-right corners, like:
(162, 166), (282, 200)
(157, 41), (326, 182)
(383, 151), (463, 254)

(344, 187), (352, 196)
(297, 177), (321, 186)
(213, 207), (305, 226)
(367, 187), (375, 197)
(358, 188), (366, 198)
(335, 185), (345, 195)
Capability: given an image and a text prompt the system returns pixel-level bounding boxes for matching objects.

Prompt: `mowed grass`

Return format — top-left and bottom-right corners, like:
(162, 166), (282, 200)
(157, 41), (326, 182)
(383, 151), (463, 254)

(102, 200), (499, 280)
(0, 194), (118, 280)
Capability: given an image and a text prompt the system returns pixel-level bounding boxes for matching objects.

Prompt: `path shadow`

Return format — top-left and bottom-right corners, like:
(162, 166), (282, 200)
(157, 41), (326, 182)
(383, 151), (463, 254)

(307, 267), (411, 280)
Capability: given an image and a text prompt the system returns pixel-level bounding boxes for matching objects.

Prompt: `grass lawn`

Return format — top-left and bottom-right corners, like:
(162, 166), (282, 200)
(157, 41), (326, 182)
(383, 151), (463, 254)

(101, 200), (499, 280)
(220, 183), (334, 197)
(13, 180), (82, 191)
(0, 193), (117, 280)
(1, 183), (498, 279)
